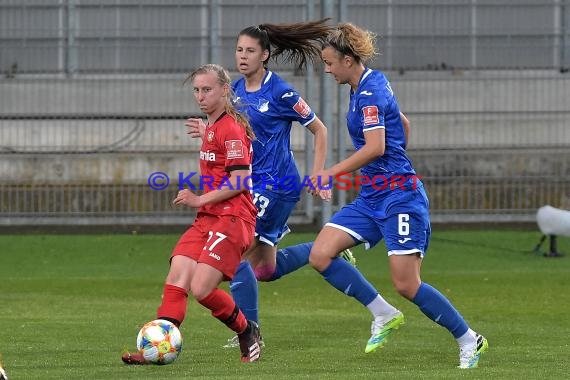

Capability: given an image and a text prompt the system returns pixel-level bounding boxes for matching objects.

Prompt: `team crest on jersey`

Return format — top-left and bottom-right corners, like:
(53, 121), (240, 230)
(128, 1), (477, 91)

(225, 140), (244, 159)
(258, 99), (270, 113)
(207, 130), (214, 143)
(362, 105), (379, 126)
(293, 97), (311, 118)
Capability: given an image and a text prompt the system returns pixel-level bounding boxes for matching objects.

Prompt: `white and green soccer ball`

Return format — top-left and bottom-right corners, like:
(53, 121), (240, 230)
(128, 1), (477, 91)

(136, 319), (183, 365)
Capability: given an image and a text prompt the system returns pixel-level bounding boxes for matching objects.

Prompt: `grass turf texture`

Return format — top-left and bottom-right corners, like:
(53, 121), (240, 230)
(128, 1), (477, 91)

(0, 230), (569, 379)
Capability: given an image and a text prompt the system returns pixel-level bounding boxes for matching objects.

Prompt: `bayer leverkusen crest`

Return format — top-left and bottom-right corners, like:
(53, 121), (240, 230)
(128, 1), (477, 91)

(207, 131), (214, 143)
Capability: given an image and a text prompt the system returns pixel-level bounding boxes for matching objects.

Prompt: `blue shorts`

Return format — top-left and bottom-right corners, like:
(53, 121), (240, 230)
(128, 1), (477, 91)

(326, 186), (431, 257)
(252, 189), (296, 246)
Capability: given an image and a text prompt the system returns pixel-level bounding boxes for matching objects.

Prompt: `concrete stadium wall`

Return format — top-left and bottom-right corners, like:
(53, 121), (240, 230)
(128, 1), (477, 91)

(1, 71), (569, 185)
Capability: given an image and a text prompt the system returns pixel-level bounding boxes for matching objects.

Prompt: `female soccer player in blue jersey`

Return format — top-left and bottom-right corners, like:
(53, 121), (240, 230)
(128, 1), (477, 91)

(308, 23), (488, 369)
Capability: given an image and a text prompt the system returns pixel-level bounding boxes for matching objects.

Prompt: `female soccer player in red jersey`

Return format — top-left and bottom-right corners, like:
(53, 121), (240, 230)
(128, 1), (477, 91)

(122, 64), (261, 364)
(188, 20), (343, 349)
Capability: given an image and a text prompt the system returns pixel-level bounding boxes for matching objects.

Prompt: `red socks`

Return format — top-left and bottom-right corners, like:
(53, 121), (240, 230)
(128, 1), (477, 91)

(198, 289), (248, 334)
(156, 284), (188, 326)
(156, 285), (247, 334)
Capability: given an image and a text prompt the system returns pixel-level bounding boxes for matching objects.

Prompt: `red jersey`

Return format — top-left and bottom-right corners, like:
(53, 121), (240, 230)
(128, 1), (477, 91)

(198, 112), (257, 226)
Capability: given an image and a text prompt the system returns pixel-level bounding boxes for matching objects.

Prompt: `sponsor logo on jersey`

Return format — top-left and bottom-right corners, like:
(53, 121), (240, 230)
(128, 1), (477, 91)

(208, 252), (221, 261)
(200, 150), (216, 161)
(360, 90), (373, 96)
(207, 130), (214, 143)
(293, 97), (311, 118)
(281, 91), (295, 98)
(362, 105), (379, 126)
(225, 140), (244, 159)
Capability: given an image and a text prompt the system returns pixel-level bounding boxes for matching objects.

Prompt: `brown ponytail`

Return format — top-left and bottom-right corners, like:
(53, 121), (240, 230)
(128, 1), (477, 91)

(238, 19), (333, 71)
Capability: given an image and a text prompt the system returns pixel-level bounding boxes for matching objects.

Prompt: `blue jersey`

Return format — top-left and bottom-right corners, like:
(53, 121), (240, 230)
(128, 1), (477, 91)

(232, 70), (316, 201)
(347, 68), (418, 201)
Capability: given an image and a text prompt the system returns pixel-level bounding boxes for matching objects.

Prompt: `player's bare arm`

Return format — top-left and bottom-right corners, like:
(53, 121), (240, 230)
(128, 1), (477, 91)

(306, 117), (331, 200)
(310, 128), (385, 188)
(173, 168), (252, 208)
(400, 112), (410, 147)
(306, 117), (328, 175)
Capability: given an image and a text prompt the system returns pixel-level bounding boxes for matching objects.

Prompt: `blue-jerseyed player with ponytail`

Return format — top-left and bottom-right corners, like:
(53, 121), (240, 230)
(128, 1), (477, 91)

(308, 22), (488, 369)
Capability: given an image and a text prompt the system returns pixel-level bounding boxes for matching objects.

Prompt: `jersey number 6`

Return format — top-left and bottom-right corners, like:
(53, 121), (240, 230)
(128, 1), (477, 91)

(398, 214), (410, 236)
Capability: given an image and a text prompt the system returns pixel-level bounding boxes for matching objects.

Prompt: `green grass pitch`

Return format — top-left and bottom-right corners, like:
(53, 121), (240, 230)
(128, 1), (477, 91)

(1, 230), (569, 379)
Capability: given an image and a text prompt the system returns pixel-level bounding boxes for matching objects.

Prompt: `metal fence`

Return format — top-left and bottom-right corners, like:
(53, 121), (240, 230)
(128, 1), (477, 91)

(2, 0), (569, 73)
(1, 0), (569, 227)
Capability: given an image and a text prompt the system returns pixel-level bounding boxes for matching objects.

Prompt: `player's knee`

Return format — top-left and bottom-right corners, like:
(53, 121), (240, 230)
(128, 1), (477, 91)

(392, 280), (419, 300)
(165, 271), (191, 292)
(253, 264), (274, 281)
(190, 282), (214, 301)
(309, 246), (329, 272)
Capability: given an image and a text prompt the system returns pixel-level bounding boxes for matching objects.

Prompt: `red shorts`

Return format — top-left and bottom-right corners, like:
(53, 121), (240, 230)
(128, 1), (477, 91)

(172, 213), (254, 280)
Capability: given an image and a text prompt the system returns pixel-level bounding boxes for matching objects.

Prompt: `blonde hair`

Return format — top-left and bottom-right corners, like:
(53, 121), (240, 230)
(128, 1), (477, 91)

(185, 64), (255, 140)
(324, 23), (377, 63)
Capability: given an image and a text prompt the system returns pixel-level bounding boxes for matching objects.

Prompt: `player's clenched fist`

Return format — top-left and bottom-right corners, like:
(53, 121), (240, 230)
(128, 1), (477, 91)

(173, 189), (202, 208)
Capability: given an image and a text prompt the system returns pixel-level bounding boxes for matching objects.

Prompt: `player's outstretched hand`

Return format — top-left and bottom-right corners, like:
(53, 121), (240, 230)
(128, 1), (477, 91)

(185, 117), (206, 139)
(317, 188), (332, 202)
(173, 189), (202, 208)
(307, 170), (333, 201)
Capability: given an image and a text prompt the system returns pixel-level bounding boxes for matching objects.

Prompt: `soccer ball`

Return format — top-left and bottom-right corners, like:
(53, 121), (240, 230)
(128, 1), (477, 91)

(0, 354), (8, 380)
(136, 319), (183, 365)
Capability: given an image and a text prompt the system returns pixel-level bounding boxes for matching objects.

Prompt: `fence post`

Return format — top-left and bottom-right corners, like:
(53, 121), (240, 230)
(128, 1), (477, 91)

(208, 0), (220, 64)
(336, 0), (348, 210)
(66, 0), (78, 76)
(304, 0), (316, 222)
(320, 0), (335, 226)
(556, 0), (568, 72)
(471, 0), (477, 70)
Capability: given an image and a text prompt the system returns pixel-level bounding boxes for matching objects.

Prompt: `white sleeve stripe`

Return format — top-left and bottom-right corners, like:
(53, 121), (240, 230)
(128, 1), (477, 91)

(363, 125), (385, 132)
(301, 114), (317, 127)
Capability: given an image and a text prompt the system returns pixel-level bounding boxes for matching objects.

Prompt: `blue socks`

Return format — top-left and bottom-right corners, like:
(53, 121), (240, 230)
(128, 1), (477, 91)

(412, 282), (469, 338)
(270, 242), (312, 281)
(230, 243), (313, 324)
(230, 261), (258, 323)
(320, 258), (378, 306)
